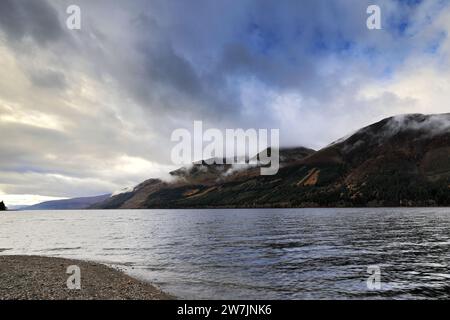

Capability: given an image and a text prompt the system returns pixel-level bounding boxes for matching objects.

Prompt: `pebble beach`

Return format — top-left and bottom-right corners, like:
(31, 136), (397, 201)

(0, 255), (172, 300)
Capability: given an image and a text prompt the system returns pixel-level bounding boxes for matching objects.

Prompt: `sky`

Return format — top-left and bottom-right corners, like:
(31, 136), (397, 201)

(1, 0), (450, 205)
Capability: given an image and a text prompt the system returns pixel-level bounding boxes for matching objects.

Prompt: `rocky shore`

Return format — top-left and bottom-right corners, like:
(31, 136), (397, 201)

(0, 255), (172, 300)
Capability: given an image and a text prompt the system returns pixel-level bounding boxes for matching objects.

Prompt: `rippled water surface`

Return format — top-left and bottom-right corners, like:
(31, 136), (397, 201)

(1, 208), (449, 299)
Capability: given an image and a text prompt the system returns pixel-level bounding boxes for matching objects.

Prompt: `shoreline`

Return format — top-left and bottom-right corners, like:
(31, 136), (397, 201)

(6, 205), (450, 212)
(0, 255), (173, 300)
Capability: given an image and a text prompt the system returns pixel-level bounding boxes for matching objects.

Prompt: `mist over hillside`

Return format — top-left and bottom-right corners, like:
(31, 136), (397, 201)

(91, 113), (450, 209)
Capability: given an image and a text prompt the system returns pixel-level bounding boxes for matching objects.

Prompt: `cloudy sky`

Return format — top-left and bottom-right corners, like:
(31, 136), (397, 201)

(1, 0), (450, 205)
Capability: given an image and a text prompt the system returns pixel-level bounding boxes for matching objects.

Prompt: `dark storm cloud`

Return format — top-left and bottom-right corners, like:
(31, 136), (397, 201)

(0, 0), (65, 45)
(109, 0), (417, 122)
(88, 0), (348, 125)
(28, 69), (67, 90)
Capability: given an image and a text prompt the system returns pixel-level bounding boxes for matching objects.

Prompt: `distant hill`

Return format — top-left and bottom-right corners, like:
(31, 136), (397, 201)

(92, 113), (450, 209)
(26, 194), (110, 210)
(0, 201), (6, 211)
(5, 205), (29, 211)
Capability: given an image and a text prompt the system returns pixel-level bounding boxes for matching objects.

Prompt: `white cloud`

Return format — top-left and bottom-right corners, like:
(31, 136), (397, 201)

(0, 193), (66, 206)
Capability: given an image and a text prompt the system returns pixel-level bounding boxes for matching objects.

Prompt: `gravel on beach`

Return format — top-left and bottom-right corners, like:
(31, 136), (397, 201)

(0, 255), (173, 300)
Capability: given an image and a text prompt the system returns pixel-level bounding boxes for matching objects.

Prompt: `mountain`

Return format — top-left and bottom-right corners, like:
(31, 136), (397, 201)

(25, 194), (110, 210)
(0, 201), (6, 211)
(91, 147), (315, 209)
(93, 113), (450, 209)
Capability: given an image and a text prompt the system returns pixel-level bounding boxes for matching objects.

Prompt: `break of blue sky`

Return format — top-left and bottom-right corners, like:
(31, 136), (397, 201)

(0, 0), (450, 203)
